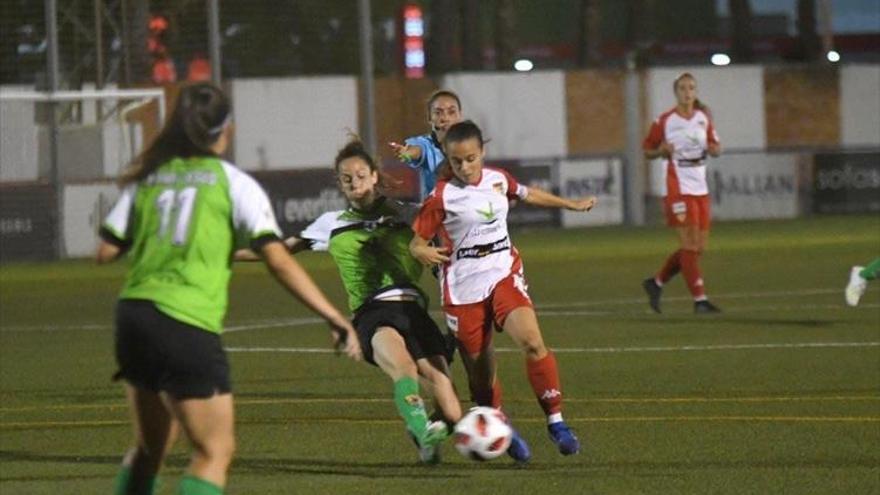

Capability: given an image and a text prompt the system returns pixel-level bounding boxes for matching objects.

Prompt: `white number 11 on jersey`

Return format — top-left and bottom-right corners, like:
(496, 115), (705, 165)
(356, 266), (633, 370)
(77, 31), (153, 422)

(156, 187), (197, 245)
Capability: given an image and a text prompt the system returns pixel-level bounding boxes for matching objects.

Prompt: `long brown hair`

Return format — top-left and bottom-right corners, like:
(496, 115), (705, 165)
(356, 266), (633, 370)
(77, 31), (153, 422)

(673, 72), (710, 115)
(333, 136), (400, 192)
(119, 82), (231, 185)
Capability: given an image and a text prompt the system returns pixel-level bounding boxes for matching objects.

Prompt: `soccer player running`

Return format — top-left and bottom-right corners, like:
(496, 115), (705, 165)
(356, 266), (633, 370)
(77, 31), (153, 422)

(388, 89), (463, 200)
(846, 258), (880, 306)
(97, 83), (361, 495)
(641, 72), (723, 314)
(236, 138), (463, 463)
(409, 120), (597, 461)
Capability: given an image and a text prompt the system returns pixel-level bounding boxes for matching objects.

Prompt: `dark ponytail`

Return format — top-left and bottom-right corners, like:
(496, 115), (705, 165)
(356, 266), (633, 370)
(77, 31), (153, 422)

(119, 82), (230, 185)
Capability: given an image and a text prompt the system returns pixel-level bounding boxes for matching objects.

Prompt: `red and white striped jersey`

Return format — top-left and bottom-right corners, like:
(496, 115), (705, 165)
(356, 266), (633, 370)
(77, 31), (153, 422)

(413, 167), (529, 306)
(643, 107), (720, 197)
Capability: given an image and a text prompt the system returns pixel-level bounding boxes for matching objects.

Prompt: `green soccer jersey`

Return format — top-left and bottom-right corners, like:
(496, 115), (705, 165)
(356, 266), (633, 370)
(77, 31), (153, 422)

(102, 157), (281, 333)
(299, 197), (424, 312)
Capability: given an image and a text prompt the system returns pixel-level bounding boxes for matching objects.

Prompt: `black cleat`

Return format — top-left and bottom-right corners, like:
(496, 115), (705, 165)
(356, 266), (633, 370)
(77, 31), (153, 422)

(642, 278), (662, 313)
(694, 300), (721, 314)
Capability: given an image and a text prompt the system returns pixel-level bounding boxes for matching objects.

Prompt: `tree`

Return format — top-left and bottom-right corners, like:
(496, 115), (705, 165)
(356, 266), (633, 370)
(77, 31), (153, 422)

(494, 0), (516, 70)
(121, 0), (151, 84)
(460, 0), (481, 70)
(577, 0), (602, 67)
(796, 0), (821, 61)
(729, 0), (754, 62)
(428, 0), (456, 74)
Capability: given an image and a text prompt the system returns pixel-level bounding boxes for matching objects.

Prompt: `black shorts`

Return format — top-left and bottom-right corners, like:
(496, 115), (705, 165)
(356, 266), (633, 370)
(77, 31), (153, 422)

(352, 300), (448, 366)
(114, 299), (231, 399)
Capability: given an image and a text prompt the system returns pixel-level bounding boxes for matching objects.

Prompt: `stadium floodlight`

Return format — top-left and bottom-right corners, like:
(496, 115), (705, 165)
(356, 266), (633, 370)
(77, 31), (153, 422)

(826, 50), (841, 63)
(710, 53), (731, 66)
(514, 59), (534, 72)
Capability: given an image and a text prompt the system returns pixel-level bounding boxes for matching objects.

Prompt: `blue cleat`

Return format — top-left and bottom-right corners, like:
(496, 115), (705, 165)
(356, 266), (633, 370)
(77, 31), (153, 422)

(506, 427), (532, 463)
(548, 421), (580, 455)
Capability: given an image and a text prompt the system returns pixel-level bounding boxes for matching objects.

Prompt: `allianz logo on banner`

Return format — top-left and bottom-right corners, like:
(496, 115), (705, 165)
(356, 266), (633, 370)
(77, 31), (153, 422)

(708, 169), (796, 205)
(705, 154), (798, 220)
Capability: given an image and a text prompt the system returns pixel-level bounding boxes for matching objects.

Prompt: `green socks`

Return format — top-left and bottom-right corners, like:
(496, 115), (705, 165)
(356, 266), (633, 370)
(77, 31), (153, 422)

(113, 466), (157, 495)
(859, 258), (880, 281)
(178, 475), (223, 495)
(393, 377), (431, 443)
(114, 467), (220, 494)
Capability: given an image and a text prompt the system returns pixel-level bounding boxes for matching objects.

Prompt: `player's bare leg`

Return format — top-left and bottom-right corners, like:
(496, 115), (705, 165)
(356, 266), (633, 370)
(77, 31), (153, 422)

(416, 355), (462, 423)
(165, 393), (235, 492)
(115, 385), (178, 494)
(371, 327), (446, 460)
(504, 307), (580, 455)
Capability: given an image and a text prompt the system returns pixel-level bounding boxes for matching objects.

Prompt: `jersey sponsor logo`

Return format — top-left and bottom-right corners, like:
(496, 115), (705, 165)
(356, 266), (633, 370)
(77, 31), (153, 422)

(456, 236), (510, 260)
(476, 201), (497, 221)
(541, 388), (561, 400)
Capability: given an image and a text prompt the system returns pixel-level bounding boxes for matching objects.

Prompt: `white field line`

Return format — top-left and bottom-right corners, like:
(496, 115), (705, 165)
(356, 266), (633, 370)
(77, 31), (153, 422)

(225, 341), (880, 355)
(1, 287), (876, 333)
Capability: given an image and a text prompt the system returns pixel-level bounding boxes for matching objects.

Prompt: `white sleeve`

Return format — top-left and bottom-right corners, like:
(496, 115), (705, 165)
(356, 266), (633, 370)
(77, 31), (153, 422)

(102, 184), (137, 241)
(299, 211), (341, 252)
(222, 162), (282, 248)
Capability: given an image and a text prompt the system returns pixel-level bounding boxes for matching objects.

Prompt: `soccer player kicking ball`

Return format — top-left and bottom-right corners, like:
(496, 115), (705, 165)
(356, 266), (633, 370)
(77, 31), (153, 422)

(409, 120), (597, 461)
(846, 258), (880, 306)
(237, 138), (463, 463)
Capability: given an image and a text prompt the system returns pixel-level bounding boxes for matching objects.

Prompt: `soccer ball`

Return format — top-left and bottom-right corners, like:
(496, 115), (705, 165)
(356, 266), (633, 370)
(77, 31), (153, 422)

(453, 406), (513, 461)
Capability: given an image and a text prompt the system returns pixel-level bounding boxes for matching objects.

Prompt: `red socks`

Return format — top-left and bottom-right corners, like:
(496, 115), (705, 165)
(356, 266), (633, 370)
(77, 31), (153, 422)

(679, 249), (706, 300)
(657, 249), (683, 284)
(526, 352), (563, 415)
(472, 378), (503, 409)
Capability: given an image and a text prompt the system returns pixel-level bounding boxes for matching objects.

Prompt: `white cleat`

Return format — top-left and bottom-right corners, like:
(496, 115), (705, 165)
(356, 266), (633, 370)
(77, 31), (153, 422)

(845, 266), (867, 307)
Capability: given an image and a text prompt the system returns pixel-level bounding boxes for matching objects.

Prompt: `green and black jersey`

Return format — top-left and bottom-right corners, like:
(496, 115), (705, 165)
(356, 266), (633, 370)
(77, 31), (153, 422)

(299, 197), (424, 312)
(101, 157), (281, 333)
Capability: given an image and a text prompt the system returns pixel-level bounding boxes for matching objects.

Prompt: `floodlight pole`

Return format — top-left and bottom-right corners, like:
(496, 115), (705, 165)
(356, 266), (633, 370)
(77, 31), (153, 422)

(623, 51), (645, 226)
(358, 0), (377, 156)
(207, 0), (222, 84)
(45, 0), (64, 258)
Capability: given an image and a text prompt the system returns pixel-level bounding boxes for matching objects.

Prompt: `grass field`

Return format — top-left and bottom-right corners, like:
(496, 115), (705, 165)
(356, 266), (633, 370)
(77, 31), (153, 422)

(1, 215), (878, 494)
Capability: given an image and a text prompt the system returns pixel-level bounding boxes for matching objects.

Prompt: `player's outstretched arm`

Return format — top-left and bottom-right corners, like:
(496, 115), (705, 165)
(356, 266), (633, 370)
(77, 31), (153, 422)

(260, 241), (362, 361)
(522, 187), (597, 212)
(409, 235), (450, 266)
(388, 141), (424, 163)
(233, 236), (310, 262)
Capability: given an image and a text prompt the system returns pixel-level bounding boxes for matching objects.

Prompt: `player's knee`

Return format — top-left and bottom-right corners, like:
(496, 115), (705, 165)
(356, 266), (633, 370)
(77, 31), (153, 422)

(193, 435), (235, 466)
(519, 339), (547, 359)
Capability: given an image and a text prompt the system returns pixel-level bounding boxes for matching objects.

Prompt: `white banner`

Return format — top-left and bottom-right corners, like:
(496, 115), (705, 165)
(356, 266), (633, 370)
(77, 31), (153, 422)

(63, 182), (120, 258)
(558, 158), (624, 227)
(707, 153), (799, 220)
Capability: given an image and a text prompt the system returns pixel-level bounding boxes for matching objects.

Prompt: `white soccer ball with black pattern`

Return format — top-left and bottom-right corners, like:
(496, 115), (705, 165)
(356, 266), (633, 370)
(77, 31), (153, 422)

(453, 406), (513, 461)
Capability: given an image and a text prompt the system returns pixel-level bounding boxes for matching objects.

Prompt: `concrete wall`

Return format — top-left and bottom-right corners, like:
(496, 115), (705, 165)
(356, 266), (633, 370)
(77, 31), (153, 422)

(647, 66), (767, 150)
(442, 72), (568, 159)
(230, 77), (359, 170)
(840, 65), (880, 147)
